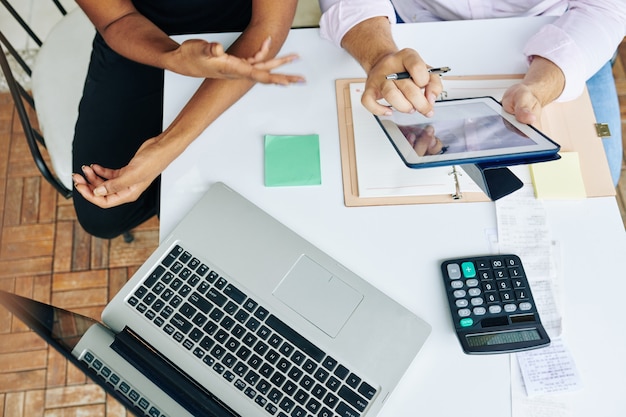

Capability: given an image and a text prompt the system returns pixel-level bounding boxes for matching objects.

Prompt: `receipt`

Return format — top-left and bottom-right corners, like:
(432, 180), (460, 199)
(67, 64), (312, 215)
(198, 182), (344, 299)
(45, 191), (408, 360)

(516, 338), (583, 397)
(495, 186), (583, 417)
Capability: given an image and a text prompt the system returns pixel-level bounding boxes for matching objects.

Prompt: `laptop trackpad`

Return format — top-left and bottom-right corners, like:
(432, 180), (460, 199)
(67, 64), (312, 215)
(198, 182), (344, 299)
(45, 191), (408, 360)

(273, 255), (363, 338)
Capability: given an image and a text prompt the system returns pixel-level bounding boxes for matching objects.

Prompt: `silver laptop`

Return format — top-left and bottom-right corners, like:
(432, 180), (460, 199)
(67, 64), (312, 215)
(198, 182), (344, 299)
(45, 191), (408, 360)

(0, 290), (192, 416)
(7, 182), (431, 417)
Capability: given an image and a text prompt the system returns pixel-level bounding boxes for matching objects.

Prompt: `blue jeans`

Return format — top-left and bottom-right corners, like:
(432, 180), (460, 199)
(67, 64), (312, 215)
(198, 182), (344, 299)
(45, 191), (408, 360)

(586, 60), (622, 187)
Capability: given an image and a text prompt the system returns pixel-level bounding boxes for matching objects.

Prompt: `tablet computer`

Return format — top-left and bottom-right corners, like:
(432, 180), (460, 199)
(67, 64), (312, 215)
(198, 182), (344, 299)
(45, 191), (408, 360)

(374, 96), (560, 168)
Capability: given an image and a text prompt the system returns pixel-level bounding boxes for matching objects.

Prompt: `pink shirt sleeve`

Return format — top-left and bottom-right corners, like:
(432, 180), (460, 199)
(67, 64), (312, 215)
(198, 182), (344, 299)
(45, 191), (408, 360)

(319, 0), (397, 47)
(523, 0), (626, 101)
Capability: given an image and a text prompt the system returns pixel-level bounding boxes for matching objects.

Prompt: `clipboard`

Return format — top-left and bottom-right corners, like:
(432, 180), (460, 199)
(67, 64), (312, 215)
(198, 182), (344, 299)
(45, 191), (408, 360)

(335, 77), (614, 207)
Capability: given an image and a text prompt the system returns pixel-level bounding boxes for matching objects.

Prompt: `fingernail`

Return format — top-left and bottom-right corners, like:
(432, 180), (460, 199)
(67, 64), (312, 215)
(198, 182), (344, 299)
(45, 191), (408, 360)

(428, 93), (436, 105)
(426, 110), (434, 117)
(94, 186), (106, 196)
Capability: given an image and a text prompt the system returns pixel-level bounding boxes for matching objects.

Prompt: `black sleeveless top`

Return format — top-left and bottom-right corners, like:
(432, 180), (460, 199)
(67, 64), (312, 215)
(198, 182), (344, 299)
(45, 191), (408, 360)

(132, 0), (253, 35)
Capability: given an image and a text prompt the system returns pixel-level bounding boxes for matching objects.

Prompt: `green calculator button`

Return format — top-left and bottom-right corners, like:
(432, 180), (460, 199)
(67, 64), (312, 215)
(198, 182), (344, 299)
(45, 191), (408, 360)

(461, 262), (476, 278)
(460, 318), (474, 327)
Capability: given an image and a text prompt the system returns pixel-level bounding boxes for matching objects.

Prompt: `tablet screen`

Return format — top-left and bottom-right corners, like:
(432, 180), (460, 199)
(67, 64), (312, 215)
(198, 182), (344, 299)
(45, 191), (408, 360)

(375, 97), (560, 168)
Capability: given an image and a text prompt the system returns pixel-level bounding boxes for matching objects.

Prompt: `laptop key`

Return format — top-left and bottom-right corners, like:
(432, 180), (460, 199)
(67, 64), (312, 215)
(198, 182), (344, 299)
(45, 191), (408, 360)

(207, 288), (227, 307)
(318, 407), (333, 417)
(162, 246), (181, 267)
(170, 313), (192, 334)
(265, 403), (278, 415)
(346, 373), (361, 389)
(306, 398), (321, 414)
(224, 283), (246, 304)
(358, 382), (377, 400)
(265, 315), (325, 362)
(325, 376), (340, 392)
(291, 405), (306, 417)
(179, 251), (192, 264)
(336, 401), (360, 417)
(278, 397), (295, 413)
(338, 386), (368, 412)
(268, 388), (283, 403)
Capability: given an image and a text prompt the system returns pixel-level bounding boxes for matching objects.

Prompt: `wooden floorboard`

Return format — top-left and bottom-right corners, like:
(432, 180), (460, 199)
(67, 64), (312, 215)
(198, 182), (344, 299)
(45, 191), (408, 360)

(0, 39), (625, 416)
(0, 92), (158, 415)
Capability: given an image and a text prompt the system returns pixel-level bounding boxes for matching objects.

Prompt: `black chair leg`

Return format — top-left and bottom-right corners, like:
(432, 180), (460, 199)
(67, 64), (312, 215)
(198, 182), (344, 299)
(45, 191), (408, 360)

(122, 230), (134, 243)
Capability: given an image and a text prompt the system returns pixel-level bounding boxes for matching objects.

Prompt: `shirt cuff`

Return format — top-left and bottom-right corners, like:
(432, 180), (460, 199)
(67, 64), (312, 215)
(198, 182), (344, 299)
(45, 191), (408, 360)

(319, 0), (396, 47)
(524, 24), (588, 102)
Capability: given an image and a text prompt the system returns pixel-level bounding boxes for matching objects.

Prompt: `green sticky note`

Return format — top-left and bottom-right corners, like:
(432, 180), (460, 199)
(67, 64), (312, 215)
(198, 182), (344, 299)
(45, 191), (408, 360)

(264, 134), (321, 187)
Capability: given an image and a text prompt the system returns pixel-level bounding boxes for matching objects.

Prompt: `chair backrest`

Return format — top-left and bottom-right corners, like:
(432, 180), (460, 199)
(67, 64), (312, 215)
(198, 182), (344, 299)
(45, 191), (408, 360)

(0, 0), (90, 198)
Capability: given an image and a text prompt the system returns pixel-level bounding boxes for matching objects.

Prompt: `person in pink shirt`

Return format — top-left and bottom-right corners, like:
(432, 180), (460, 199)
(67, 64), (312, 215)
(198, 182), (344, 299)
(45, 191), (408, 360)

(319, 0), (626, 186)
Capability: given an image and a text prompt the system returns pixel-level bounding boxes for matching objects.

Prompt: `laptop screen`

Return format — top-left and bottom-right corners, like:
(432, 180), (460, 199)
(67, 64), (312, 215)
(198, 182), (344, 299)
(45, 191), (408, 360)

(0, 290), (156, 416)
(0, 290), (238, 417)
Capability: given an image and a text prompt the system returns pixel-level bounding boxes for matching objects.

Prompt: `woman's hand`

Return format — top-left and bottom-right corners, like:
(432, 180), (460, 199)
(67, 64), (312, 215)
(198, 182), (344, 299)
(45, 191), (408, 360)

(72, 137), (168, 208)
(168, 36), (303, 85)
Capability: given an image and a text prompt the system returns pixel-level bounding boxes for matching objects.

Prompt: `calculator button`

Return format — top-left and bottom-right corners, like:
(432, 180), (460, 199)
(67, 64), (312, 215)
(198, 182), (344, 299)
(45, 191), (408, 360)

(504, 304), (517, 313)
(476, 260), (490, 269)
(500, 291), (514, 301)
(482, 281), (495, 291)
(519, 302), (532, 311)
(453, 290), (466, 298)
(473, 307), (486, 315)
(494, 269), (508, 279)
(461, 262), (476, 278)
(511, 279), (525, 289)
(479, 270), (493, 280)
(491, 258), (505, 269)
(488, 305), (502, 314)
(466, 279), (479, 287)
(497, 280), (511, 290)
(447, 263), (462, 279)
(456, 299), (469, 308)
(468, 288), (481, 297)
(459, 318), (474, 327)
(504, 256), (519, 267)
(470, 298), (483, 306)
(508, 267), (523, 277)
(451, 280), (464, 289)
(515, 290), (529, 300)
(485, 292), (499, 303)
(458, 309), (471, 317)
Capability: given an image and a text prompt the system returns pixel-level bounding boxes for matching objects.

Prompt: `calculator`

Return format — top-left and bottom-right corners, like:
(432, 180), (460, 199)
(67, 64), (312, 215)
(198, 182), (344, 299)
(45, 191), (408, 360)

(440, 255), (550, 354)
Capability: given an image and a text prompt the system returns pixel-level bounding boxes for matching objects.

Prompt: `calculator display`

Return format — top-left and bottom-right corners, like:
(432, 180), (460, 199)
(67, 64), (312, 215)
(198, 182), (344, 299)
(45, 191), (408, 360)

(466, 329), (541, 348)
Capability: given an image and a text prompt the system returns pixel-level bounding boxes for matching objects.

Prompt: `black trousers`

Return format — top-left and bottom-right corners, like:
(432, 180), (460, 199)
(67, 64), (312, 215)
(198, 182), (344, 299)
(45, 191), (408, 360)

(73, 34), (162, 239)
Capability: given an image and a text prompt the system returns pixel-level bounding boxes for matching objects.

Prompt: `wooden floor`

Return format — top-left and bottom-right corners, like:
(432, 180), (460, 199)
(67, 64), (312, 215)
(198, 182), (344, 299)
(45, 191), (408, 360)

(0, 94), (160, 413)
(0, 42), (625, 416)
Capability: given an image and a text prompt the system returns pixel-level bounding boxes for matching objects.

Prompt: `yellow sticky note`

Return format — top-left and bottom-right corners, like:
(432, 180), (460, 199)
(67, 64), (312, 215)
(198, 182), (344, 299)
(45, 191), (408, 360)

(529, 152), (586, 199)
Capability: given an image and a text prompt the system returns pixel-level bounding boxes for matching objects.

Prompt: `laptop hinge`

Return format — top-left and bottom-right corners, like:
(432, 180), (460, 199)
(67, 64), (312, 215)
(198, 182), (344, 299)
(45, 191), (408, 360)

(111, 326), (239, 417)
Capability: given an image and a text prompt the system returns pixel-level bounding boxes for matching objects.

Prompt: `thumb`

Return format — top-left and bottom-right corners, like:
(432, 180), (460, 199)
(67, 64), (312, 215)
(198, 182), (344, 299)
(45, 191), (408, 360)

(93, 183), (109, 197)
(204, 42), (224, 57)
(515, 106), (537, 125)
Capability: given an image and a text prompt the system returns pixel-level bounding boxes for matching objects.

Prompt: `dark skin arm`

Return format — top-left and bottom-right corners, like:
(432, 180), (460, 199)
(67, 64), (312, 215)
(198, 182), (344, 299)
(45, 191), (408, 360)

(73, 0), (303, 208)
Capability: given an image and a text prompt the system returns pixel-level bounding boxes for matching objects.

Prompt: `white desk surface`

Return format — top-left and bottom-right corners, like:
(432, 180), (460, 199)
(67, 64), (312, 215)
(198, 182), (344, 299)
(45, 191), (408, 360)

(161, 17), (626, 417)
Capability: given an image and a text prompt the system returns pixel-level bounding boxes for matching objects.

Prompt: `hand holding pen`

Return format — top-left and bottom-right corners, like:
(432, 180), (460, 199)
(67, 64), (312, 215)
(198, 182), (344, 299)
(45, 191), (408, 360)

(360, 48), (447, 116)
(386, 66), (451, 80)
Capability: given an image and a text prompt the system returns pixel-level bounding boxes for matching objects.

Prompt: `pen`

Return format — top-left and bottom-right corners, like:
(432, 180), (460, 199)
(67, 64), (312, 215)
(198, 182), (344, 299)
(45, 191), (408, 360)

(386, 66), (451, 80)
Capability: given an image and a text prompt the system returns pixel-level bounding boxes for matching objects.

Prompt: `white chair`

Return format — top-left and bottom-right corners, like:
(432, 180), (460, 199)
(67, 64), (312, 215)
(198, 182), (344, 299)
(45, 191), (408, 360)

(0, 2), (134, 241)
(31, 6), (95, 192)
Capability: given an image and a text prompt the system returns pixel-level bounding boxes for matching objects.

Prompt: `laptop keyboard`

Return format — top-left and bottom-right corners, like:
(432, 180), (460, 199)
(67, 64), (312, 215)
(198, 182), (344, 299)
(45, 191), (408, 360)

(126, 244), (377, 417)
(78, 349), (168, 417)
